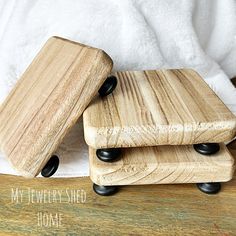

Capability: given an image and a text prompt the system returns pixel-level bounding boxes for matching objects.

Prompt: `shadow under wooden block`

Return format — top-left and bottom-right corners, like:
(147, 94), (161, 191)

(89, 144), (235, 186)
(231, 76), (236, 87)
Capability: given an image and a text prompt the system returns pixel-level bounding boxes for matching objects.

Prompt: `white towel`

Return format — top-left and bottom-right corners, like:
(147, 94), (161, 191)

(0, 0), (236, 177)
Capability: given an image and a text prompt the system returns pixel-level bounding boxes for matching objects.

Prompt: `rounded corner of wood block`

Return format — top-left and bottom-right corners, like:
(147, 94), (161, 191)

(6, 152), (39, 178)
(89, 166), (102, 185)
(89, 171), (101, 185)
(222, 157), (235, 182)
(20, 172), (36, 179)
(221, 169), (235, 182)
(231, 121), (236, 136)
(100, 50), (113, 66)
(10, 164), (36, 178)
(84, 127), (100, 149)
(49, 35), (59, 40)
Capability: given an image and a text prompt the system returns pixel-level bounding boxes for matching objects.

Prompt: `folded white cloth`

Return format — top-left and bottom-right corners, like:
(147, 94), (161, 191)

(0, 0), (236, 177)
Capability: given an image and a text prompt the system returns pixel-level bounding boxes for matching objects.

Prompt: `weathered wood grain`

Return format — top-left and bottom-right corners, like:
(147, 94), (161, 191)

(83, 70), (236, 149)
(0, 36), (113, 178)
(89, 144), (235, 186)
(0, 171), (236, 235)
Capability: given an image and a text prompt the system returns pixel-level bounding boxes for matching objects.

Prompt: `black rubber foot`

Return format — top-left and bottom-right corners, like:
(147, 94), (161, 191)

(98, 75), (117, 97)
(193, 143), (220, 155)
(41, 155), (59, 178)
(197, 182), (221, 194)
(93, 183), (118, 196)
(96, 148), (122, 162)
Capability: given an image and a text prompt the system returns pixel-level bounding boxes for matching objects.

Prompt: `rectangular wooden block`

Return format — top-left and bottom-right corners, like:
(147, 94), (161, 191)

(0, 37), (113, 177)
(89, 144), (235, 186)
(83, 70), (236, 149)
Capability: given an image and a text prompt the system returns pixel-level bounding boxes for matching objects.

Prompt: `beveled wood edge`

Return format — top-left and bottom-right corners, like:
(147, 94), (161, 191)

(89, 145), (236, 186)
(84, 121), (236, 149)
(52, 36), (113, 65)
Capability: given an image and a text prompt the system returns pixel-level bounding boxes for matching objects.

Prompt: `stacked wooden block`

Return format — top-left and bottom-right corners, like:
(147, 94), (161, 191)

(0, 37), (115, 178)
(83, 70), (236, 195)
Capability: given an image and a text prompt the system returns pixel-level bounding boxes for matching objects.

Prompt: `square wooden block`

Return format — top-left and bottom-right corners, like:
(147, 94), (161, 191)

(84, 70), (236, 149)
(0, 37), (113, 177)
(89, 144), (235, 186)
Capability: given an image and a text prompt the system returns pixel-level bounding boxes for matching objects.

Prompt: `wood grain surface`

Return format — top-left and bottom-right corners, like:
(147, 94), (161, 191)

(89, 144), (235, 186)
(83, 69), (236, 149)
(0, 170), (236, 235)
(0, 36), (113, 178)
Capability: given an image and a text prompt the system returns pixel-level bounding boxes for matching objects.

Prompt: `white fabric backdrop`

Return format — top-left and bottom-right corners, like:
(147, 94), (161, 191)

(0, 0), (236, 177)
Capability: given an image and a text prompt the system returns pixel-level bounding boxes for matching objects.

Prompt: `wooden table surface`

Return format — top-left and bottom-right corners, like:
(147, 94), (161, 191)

(0, 142), (235, 236)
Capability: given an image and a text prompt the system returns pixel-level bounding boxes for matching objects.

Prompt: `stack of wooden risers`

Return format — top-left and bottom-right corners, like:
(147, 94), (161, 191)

(83, 69), (236, 196)
(0, 37), (235, 197)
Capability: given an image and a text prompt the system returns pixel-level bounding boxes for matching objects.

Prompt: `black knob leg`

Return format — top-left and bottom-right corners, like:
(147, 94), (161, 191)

(96, 148), (122, 162)
(197, 182), (221, 194)
(41, 155), (59, 178)
(98, 75), (117, 97)
(93, 183), (119, 196)
(193, 143), (220, 155)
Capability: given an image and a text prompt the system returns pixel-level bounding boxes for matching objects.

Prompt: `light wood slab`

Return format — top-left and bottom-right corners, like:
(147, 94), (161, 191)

(83, 70), (236, 149)
(89, 144), (235, 186)
(0, 36), (113, 177)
